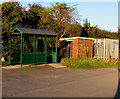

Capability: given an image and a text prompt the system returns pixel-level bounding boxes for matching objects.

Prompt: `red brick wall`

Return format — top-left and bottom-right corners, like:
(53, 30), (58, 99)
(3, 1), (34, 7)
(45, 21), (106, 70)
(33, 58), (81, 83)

(71, 39), (79, 58)
(71, 38), (93, 58)
(78, 39), (93, 58)
(59, 38), (94, 58)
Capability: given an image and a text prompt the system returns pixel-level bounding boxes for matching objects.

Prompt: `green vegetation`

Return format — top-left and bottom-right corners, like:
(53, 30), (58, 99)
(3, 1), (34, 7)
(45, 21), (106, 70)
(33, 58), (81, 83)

(2, 61), (9, 66)
(61, 58), (119, 69)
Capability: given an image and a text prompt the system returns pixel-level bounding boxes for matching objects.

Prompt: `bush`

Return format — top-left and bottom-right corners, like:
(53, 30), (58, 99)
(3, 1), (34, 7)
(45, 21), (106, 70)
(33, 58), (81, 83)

(2, 61), (9, 66)
(61, 58), (118, 69)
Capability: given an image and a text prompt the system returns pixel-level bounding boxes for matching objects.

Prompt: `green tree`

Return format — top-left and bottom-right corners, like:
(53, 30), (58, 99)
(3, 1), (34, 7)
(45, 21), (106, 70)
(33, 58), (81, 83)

(69, 22), (82, 37)
(81, 19), (91, 37)
(2, 2), (23, 59)
(49, 2), (78, 39)
(22, 3), (54, 30)
(0, 4), (2, 25)
(22, 3), (42, 29)
(2, 2), (23, 33)
(88, 25), (99, 38)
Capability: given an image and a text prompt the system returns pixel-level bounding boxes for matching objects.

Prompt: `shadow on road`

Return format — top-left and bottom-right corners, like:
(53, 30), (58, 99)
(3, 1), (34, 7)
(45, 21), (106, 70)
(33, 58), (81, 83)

(117, 1), (120, 98)
(114, 67), (120, 98)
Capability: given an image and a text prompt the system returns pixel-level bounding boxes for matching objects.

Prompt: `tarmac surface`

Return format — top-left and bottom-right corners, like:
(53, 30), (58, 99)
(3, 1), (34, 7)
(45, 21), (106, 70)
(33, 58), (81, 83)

(2, 64), (119, 97)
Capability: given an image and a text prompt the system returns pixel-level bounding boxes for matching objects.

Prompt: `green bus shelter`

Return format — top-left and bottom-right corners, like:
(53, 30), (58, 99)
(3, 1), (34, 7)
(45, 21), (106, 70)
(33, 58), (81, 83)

(10, 27), (57, 67)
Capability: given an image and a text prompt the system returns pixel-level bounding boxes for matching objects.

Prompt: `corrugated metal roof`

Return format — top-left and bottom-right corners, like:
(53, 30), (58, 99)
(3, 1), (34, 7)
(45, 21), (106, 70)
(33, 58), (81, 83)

(16, 28), (57, 36)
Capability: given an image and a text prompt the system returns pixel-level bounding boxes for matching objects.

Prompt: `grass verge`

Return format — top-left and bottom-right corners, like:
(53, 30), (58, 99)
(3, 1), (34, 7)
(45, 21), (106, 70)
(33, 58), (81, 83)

(61, 58), (119, 69)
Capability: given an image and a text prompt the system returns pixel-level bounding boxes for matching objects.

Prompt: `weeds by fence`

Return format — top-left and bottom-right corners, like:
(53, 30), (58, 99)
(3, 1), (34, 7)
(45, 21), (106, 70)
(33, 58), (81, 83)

(61, 58), (119, 69)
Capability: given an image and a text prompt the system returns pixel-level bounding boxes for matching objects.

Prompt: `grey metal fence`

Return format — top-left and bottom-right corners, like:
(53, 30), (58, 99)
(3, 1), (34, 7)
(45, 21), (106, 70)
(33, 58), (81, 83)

(94, 38), (119, 60)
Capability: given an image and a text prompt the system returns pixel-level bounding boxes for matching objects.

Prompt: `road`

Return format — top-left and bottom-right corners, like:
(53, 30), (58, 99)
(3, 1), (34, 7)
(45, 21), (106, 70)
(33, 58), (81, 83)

(2, 65), (119, 97)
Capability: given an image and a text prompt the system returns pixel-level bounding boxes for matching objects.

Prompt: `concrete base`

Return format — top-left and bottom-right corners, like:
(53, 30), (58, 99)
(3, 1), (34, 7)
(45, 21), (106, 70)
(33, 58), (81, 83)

(48, 63), (66, 68)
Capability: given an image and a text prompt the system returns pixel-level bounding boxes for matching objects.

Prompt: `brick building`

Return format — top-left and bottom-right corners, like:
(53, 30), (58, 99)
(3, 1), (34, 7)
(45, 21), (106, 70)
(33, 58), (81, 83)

(59, 37), (94, 58)
(59, 37), (119, 60)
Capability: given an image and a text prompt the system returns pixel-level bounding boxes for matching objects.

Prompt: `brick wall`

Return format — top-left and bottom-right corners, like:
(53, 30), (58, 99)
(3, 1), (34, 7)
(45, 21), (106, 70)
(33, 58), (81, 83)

(71, 39), (79, 58)
(78, 38), (93, 58)
(59, 38), (94, 58)
(71, 38), (93, 58)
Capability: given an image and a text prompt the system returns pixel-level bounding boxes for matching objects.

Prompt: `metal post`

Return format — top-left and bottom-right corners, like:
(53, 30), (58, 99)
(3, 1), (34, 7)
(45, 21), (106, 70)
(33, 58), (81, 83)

(34, 35), (36, 65)
(9, 34), (12, 66)
(23, 37), (24, 53)
(45, 37), (47, 63)
(55, 36), (58, 63)
(20, 33), (23, 67)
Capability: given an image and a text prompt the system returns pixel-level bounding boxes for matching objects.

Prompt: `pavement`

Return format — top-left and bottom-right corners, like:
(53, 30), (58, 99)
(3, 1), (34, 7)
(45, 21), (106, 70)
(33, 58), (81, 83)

(2, 63), (66, 69)
(2, 64), (47, 69)
(2, 64), (120, 97)
(47, 63), (66, 68)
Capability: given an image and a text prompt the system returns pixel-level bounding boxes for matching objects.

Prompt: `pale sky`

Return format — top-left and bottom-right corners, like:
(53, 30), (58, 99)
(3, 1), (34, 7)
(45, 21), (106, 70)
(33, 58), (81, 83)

(0, 0), (119, 32)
